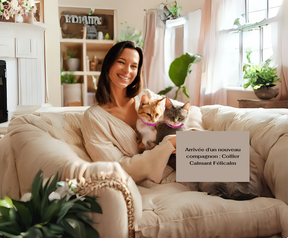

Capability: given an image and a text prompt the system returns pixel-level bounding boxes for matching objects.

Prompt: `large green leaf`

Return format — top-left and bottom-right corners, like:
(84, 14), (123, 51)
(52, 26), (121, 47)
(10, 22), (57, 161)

(13, 201), (32, 229)
(56, 202), (74, 223)
(31, 171), (44, 213)
(59, 217), (86, 238)
(158, 86), (174, 95)
(81, 196), (102, 214)
(22, 226), (43, 238)
(169, 53), (202, 87)
(85, 223), (100, 238)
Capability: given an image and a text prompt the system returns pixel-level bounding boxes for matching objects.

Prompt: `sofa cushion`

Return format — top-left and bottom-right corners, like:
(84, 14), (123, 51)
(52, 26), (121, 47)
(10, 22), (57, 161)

(136, 183), (288, 238)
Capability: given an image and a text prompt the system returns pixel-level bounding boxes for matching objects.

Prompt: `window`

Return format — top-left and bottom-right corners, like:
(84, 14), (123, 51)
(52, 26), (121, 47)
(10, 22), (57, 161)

(226, 0), (283, 87)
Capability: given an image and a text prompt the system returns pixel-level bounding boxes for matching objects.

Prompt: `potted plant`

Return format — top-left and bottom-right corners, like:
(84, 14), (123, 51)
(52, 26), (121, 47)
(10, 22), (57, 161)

(64, 50), (80, 71)
(0, 170), (101, 238)
(117, 22), (144, 48)
(158, 52), (202, 100)
(61, 71), (82, 106)
(158, 1), (182, 21)
(243, 50), (280, 100)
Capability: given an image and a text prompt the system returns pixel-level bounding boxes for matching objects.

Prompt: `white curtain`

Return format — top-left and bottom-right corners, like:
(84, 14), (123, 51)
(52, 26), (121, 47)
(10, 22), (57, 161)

(196, 0), (245, 106)
(273, 0), (288, 100)
(142, 9), (165, 91)
(143, 9), (202, 103)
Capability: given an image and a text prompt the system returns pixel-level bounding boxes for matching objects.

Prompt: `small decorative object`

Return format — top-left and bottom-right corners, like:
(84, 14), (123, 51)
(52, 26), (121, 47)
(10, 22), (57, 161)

(86, 24), (97, 39)
(90, 55), (98, 71)
(64, 49), (80, 71)
(158, 1), (182, 21)
(0, 170), (101, 238)
(14, 13), (23, 23)
(158, 53), (202, 100)
(98, 31), (104, 40)
(243, 50), (280, 100)
(0, 0), (35, 22)
(104, 32), (110, 40)
(117, 21), (143, 48)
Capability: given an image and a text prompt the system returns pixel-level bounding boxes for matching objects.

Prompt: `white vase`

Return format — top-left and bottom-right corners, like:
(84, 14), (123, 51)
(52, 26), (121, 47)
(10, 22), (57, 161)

(66, 58), (80, 71)
(63, 83), (82, 106)
(15, 14), (23, 23)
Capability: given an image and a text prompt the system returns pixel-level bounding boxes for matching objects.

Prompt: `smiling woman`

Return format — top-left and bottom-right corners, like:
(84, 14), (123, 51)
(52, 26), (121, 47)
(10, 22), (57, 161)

(81, 41), (180, 184)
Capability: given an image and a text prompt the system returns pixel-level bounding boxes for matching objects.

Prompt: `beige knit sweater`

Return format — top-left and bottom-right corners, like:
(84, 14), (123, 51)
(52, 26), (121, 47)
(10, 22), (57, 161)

(81, 89), (203, 184)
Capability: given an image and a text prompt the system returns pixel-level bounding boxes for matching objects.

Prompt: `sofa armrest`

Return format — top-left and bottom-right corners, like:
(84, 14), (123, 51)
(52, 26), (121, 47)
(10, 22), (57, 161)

(7, 117), (142, 238)
(75, 163), (142, 238)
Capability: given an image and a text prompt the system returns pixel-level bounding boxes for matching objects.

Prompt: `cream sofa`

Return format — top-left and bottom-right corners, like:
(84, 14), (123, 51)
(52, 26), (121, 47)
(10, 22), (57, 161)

(0, 105), (287, 238)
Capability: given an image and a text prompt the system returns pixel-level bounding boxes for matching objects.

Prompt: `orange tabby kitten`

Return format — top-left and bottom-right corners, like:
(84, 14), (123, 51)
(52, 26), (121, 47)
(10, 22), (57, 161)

(136, 95), (165, 153)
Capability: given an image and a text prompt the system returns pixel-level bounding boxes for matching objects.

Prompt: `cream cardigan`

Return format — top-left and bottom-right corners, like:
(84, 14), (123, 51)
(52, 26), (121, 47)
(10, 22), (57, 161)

(81, 89), (204, 184)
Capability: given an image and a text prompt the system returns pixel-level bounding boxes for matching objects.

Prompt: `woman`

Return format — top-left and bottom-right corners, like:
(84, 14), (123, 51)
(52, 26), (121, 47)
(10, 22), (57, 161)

(81, 41), (177, 183)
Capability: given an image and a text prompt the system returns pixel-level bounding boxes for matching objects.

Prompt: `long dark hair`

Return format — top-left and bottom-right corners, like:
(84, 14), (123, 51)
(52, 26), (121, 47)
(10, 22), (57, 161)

(96, 41), (143, 105)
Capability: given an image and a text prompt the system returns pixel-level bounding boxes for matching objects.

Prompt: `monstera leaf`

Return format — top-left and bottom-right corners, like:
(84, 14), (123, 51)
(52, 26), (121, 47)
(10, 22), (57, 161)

(159, 53), (202, 100)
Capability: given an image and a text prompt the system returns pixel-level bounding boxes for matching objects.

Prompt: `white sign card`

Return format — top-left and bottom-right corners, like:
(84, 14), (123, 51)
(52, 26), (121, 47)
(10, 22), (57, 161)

(176, 131), (250, 182)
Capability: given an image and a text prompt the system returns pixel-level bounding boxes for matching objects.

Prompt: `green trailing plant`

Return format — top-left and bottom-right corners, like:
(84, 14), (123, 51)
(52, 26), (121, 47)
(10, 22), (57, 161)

(159, 1), (182, 21)
(158, 53), (202, 100)
(243, 50), (280, 89)
(117, 21), (144, 48)
(61, 71), (77, 84)
(0, 170), (101, 238)
(64, 50), (77, 60)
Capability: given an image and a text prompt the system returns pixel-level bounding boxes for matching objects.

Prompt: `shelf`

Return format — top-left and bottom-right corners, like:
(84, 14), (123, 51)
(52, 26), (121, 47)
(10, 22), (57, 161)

(61, 71), (101, 76)
(59, 6), (115, 106)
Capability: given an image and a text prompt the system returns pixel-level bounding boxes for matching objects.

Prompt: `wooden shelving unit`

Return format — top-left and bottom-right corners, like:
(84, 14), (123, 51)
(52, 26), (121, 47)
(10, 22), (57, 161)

(59, 6), (116, 106)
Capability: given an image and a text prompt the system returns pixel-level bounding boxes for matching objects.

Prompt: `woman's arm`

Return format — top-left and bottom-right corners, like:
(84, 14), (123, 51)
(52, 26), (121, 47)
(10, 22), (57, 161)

(81, 108), (175, 183)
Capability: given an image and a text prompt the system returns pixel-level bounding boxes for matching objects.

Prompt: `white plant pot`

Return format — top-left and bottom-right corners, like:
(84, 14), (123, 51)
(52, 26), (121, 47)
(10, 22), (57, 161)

(63, 83), (82, 106)
(66, 58), (80, 71)
(15, 14), (23, 23)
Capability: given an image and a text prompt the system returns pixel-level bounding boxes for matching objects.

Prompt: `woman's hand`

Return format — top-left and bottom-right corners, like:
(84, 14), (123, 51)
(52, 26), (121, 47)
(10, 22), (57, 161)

(168, 136), (176, 154)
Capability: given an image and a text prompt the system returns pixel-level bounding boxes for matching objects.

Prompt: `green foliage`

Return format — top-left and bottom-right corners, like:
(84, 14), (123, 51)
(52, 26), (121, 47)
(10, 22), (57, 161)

(64, 50), (77, 60)
(158, 53), (202, 100)
(0, 171), (101, 238)
(104, 33), (110, 40)
(168, 2), (182, 18)
(61, 71), (77, 84)
(243, 50), (280, 89)
(117, 21), (144, 48)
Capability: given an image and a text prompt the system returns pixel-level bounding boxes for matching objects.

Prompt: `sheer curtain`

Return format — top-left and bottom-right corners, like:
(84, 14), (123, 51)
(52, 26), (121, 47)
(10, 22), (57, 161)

(143, 8), (202, 103)
(195, 0), (245, 106)
(142, 9), (165, 91)
(274, 0), (288, 100)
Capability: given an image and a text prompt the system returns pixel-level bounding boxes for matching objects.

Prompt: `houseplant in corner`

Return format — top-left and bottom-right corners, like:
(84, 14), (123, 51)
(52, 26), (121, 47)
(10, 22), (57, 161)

(243, 50), (280, 100)
(61, 71), (82, 106)
(158, 52), (202, 100)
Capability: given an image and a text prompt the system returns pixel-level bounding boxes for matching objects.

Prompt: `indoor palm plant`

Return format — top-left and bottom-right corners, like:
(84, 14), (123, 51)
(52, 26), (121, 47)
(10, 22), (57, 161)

(0, 171), (101, 238)
(243, 50), (280, 99)
(158, 52), (202, 100)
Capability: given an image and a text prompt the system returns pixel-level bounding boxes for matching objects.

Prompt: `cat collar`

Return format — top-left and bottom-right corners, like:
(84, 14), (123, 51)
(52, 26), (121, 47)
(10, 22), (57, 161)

(139, 117), (157, 126)
(164, 119), (184, 129)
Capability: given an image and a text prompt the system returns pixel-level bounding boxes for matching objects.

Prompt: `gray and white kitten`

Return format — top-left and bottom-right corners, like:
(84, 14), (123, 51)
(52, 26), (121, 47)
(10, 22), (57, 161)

(155, 97), (190, 170)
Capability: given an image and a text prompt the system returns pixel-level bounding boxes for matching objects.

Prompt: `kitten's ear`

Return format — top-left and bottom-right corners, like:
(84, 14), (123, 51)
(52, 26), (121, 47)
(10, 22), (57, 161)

(156, 97), (166, 104)
(141, 94), (149, 105)
(182, 101), (190, 112)
(165, 97), (173, 109)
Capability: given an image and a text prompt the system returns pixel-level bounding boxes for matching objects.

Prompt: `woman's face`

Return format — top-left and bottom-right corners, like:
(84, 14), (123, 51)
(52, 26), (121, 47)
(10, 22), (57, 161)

(109, 48), (140, 91)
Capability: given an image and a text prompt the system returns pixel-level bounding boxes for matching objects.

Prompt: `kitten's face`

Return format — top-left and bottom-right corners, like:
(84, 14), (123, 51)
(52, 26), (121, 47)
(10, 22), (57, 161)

(138, 95), (165, 123)
(164, 98), (190, 126)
